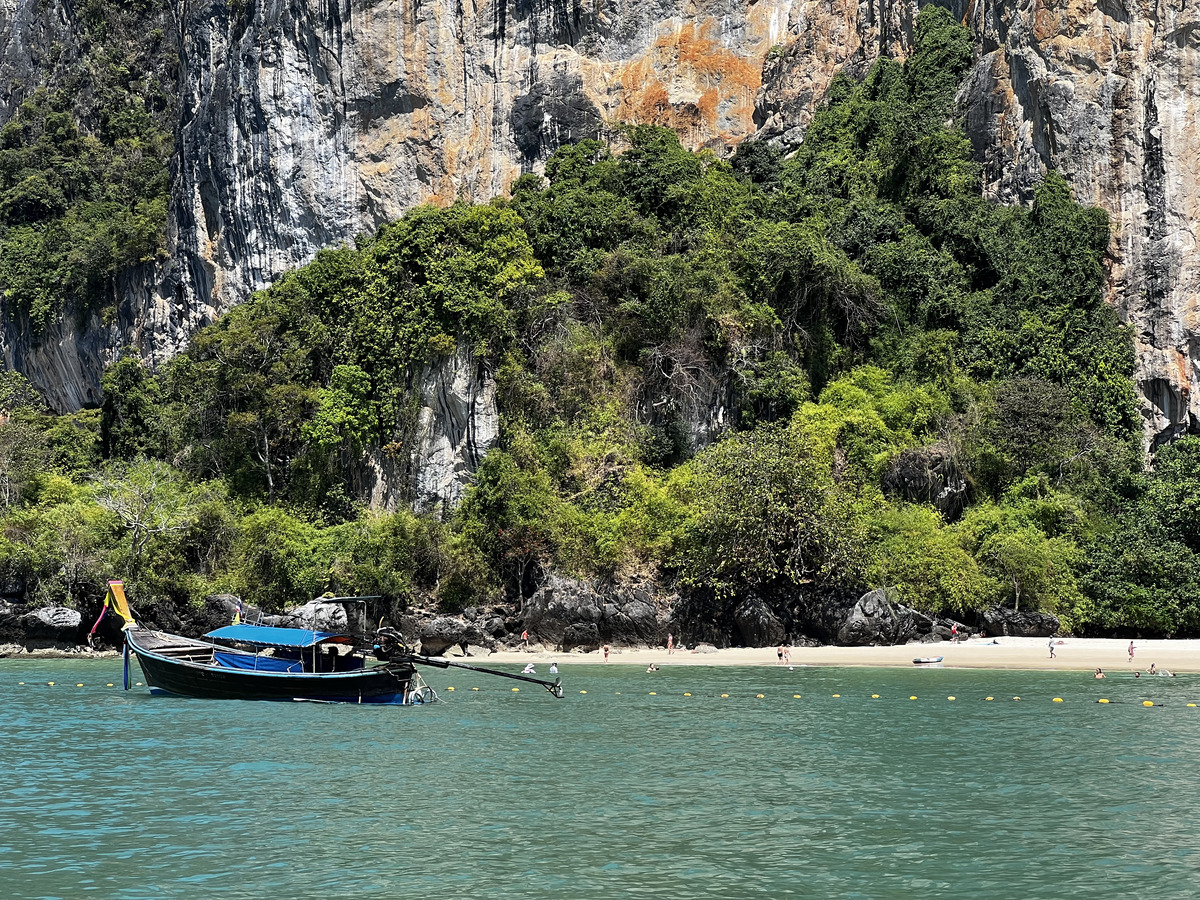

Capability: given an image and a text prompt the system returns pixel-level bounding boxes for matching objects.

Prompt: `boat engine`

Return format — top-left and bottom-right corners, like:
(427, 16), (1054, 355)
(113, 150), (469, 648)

(372, 626), (411, 662)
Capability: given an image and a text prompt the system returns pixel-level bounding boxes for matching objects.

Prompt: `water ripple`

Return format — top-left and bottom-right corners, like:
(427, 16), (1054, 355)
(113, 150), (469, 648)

(3, 661), (1199, 897)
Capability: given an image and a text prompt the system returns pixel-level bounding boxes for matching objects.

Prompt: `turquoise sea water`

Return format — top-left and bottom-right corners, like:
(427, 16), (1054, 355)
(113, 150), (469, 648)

(3, 660), (1199, 899)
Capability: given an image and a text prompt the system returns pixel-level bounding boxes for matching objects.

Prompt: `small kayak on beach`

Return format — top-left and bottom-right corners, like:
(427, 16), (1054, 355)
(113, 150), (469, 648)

(913, 656), (944, 665)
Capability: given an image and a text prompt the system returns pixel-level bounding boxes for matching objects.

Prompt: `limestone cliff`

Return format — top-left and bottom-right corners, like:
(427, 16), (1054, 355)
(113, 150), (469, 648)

(757, 0), (1200, 448)
(137, 0), (783, 373)
(3, 0), (1199, 449)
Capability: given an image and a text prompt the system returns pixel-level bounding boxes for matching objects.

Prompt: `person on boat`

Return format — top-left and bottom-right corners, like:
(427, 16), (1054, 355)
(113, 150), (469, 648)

(522, 663), (536, 674)
(549, 662), (558, 674)
(1094, 668), (1105, 679)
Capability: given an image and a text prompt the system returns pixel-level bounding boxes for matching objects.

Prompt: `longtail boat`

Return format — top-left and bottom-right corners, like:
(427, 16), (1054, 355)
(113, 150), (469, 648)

(94, 581), (563, 703)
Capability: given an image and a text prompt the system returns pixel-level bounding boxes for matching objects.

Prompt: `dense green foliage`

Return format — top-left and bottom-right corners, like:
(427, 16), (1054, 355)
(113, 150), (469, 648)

(0, 0), (176, 330)
(2, 7), (1189, 636)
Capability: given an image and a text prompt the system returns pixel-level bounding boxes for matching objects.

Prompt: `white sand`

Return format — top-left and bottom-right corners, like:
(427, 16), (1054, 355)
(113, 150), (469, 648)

(471, 637), (1200, 673)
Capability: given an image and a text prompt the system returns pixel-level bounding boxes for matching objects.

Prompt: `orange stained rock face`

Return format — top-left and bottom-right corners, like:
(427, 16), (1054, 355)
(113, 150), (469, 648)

(614, 18), (765, 143)
(1175, 348), (1193, 395)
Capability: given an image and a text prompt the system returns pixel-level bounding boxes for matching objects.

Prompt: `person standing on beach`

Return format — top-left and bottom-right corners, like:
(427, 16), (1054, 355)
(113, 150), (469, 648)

(603, 643), (610, 663)
(1048, 638), (1055, 659)
(783, 645), (791, 665)
(1128, 641), (1136, 662)
(667, 633), (674, 655)
(521, 629), (529, 648)
(776, 645), (784, 664)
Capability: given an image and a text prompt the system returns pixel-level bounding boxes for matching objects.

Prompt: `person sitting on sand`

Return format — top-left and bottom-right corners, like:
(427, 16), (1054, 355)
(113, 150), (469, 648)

(1095, 668), (1105, 679)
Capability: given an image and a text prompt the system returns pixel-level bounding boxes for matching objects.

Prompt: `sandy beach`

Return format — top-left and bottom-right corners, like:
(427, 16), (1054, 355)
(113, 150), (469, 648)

(473, 637), (1200, 674)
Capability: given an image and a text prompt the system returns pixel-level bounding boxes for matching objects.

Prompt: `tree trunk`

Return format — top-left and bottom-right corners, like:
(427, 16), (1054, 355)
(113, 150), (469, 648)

(260, 428), (274, 501)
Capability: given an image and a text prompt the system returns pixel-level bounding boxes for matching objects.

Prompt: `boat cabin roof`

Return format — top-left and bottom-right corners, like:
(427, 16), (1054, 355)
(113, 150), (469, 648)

(205, 624), (355, 649)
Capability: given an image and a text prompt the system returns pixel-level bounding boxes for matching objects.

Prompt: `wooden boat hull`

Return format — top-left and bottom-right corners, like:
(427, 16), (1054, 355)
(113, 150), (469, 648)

(127, 629), (417, 703)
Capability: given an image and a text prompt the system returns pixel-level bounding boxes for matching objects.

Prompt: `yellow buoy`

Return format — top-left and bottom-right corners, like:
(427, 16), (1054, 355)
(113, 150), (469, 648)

(76, 683), (83, 687)
(106, 683), (114, 687)
(1143, 700), (1154, 707)
(756, 693), (765, 699)
(909, 695), (918, 700)
(832, 694), (840, 698)
(1052, 697), (1063, 703)
(47, 682), (54, 686)
(649, 691), (657, 696)
(1098, 699), (1110, 704)
(512, 687), (519, 692)
(684, 692), (692, 697)
(447, 687), (455, 691)
(1187, 703), (1196, 707)
(721, 693), (729, 698)
(615, 692), (621, 695)
(793, 694), (801, 699)
(1013, 697), (1021, 701)
(18, 682), (24, 685)
(871, 694), (879, 699)
(580, 690), (587, 694)
(985, 696), (994, 701)
(136, 682), (142, 686)
(947, 696), (955, 701)
(472, 687), (479, 691)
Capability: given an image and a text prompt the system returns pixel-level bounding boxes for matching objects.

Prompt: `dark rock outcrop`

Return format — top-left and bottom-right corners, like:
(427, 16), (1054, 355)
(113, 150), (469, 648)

(882, 445), (969, 521)
(982, 607), (1061, 638)
(733, 594), (786, 647)
(561, 623), (601, 652)
(418, 616), (485, 656)
(523, 573), (667, 649)
(836, 589), (928, 646)
(19, 606), (83, 647)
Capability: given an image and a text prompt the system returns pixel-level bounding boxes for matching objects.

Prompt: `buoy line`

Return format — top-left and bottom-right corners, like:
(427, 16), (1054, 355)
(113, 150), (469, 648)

(12, 679), (1198, 706)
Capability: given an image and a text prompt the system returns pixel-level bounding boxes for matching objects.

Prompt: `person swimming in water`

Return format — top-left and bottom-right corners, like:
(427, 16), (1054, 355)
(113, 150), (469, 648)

(1094, 668), (1105, 679)
(549, 662), (558, 674)
(521, 663), (536, 674)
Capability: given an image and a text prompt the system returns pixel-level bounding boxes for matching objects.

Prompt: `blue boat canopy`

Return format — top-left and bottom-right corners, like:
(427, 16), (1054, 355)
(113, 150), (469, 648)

(205, 625), (354, 648)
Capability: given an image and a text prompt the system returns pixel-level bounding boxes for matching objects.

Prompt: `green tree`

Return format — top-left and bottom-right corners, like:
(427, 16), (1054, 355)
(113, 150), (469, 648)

(978, 525), (1080, 615)
(673, 424), (873, 594)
